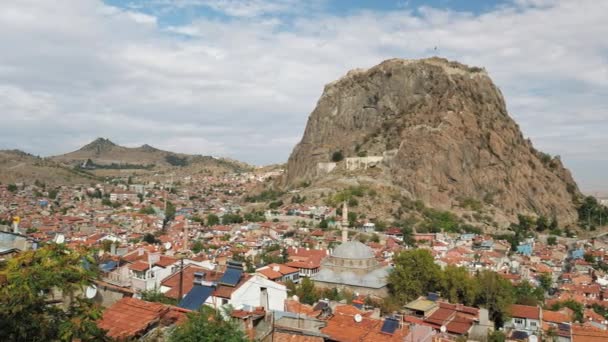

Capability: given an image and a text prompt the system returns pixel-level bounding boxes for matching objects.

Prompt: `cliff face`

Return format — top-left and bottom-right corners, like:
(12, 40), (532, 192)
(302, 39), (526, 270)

(285, 58), (581, 224)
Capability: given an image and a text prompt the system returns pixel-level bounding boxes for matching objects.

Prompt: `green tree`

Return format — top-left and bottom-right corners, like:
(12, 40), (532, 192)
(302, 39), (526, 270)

(513, 281), (544, 306)
(0, 244), (107, 341)
(388, 249), (441, 304)
(139, 206), (156, 215)
(331, 151), (344, 162)
(169, 307), (247, 342)
(7, 183), (18, 193)
(191, 240), (204, 254)
(487, 330), (506, 342)
(207, 214), (220, 226)
(48, 188), (59, 200)
(295, 277), (319, 305)
(536, 215), (549, 232)
(440, 265), (479, 306)
(547, 236), (557, 246)
(538, 273), (552, 293)
(164, 201), (176, 222)
(143, 233), (159, 244)
(475, 270), (514, 328)
(140, 289), (176, 305)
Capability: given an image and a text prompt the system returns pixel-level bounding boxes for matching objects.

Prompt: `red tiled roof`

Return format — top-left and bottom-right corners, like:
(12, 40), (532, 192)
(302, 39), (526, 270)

(510, 304), (540, 320)
(97, 297), (186, 339)
(129, 261), (150, 272)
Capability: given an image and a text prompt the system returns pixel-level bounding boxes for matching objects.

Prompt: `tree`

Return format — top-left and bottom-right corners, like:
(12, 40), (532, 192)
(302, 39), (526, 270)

(191, 240), (204, 254)
(487, 330), (506, 342)
(140, 289), (176, 305)
(331, 151), (344, 162)
(536, 215), (549, 232)
(48, 188), (59, 200)
(143, 233), (159, 244)
(475, 270), (514, 328)
(440, 265), (479, 306)
(7, 183), (18, 193)
(207, 214), (220, 226)
(547, 236), (557, 246)
(169, 306), (247, 342)
(295, 278), (319, 305)
(388, 249), (441, 304)
(538, 273), (552, 293)
(139, 206), (156, 215)
(0, 244), (108, 341)
(164, 201), (176, 222)
(513, 281), (544, 306)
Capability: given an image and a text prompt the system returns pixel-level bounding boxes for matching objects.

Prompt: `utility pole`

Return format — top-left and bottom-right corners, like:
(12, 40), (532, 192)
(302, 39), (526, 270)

(177, 257), (184, 301)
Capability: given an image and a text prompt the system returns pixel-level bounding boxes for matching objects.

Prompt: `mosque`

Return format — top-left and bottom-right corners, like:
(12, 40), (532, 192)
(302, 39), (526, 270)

(312, 203), (390, 298)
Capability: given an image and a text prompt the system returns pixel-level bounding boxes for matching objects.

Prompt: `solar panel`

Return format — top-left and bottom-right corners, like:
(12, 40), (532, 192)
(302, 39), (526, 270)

(380, 318), (399, 334)
(219, 267), (242, 286)
(558, 323), (571, 332)
(511, 331), (529, 340)
(427, 292), (439, 301)
(100, 260), (117, 272)
(178, 285), (214, 310)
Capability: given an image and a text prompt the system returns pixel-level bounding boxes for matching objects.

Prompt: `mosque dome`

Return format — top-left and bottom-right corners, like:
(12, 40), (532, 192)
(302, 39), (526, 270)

(332, 241), (374, 259)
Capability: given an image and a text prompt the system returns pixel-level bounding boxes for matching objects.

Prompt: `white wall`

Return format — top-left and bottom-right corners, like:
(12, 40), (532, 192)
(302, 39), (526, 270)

(230, 275), (286, 312)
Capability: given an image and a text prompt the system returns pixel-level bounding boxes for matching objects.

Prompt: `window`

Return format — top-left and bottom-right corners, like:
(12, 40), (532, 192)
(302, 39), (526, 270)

(514, 318), (524, 325)
(530, 321), (537, 327)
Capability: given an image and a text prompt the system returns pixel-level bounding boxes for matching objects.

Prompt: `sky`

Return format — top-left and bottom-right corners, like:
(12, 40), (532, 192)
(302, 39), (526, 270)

(0, 0), (607, 193)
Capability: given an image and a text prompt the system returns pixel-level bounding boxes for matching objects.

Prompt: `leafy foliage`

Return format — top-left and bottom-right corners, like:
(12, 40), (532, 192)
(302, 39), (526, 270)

(331, 150), (344, 162)
(388, 249), (441, 303)
(169, 306), (247, 342)
(0, 244), (107, 341)
(165, 154), (188, 167)
(207, 213), (220, 226)
(578, 196), (608, 229)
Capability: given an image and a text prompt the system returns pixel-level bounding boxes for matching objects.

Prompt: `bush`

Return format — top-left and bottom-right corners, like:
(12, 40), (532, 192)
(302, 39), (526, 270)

(331, 151), (344, 162)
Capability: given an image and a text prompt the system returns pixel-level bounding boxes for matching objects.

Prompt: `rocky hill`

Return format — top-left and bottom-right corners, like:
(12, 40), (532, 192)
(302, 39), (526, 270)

(284, 57), (581, 226)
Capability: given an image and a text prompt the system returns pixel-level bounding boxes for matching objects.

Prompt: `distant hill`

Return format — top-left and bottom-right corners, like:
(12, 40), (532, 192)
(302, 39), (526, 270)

(0, 150), (97, 185)
(0, 138), (252, 185)
(50, 138), (251, 173)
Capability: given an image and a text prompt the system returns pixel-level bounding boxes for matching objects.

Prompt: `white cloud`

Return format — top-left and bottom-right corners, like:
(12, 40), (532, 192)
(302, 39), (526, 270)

(0, 0), (606, 190)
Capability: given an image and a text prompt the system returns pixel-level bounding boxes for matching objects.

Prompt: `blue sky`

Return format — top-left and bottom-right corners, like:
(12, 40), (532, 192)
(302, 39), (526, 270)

(0, 0), (607, 193)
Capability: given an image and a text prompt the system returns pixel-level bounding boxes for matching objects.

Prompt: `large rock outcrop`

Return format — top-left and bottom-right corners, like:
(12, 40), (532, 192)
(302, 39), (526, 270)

(284, 57), (581, 224)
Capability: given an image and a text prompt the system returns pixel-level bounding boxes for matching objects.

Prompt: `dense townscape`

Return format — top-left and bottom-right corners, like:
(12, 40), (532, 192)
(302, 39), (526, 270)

(2, 165), (608, 341)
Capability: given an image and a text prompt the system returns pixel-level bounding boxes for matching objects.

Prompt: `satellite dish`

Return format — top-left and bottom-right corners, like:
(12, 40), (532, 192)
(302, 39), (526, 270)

(85, 285), (98, 299)
(440, 325), (447, 333)
(292, 295), (299, 302)
(354, 314), (363, 323)
(164, 242), (172, 250)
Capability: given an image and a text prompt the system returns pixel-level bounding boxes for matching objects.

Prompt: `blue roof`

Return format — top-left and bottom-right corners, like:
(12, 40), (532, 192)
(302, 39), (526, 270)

(100, 260), (118, 272)
(380, 318), (399, 334)
(219, 267), (242, 286)
(178, 285), (214, 310)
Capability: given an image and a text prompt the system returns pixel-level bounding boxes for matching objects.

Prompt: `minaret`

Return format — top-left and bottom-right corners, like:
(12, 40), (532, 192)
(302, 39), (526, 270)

(341, 202), (348, 243)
